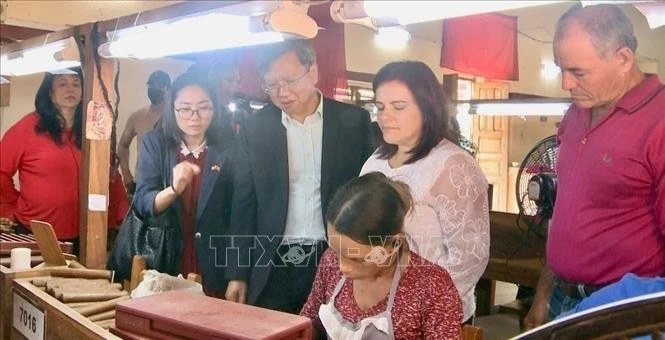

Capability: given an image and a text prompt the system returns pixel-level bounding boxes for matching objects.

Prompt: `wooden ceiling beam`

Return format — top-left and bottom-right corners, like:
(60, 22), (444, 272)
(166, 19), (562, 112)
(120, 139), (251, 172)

(0, 24), (53, 41)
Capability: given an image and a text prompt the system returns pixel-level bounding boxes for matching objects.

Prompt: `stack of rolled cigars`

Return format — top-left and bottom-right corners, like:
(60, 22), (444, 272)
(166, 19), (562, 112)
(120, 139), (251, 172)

(30, 267), (128, 330)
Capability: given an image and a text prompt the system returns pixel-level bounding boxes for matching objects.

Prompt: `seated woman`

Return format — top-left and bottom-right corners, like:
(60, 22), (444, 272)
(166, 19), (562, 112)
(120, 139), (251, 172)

(300, 172), (462, 339)
(133, 72), (235, 297)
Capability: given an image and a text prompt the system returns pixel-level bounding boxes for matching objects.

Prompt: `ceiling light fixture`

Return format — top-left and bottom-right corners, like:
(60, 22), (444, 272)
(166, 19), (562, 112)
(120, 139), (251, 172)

(98, 3), (318, 59)
(460, 99), (571, 116)
(0, 37), (81, 77)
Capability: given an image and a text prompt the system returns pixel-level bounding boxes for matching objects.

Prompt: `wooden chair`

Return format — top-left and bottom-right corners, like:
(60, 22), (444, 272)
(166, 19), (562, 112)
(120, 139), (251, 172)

(463, 324), (484, 340)
(513, 292), (665, 339)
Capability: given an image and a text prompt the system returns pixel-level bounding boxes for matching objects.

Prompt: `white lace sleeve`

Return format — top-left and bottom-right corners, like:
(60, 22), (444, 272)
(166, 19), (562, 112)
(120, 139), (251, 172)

(426, 152), (490, 303)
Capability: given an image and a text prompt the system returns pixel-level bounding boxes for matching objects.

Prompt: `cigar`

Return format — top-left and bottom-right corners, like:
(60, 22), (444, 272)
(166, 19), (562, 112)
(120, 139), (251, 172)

(88, 309), (115, 322)
(37, 277), (110, 290)
(66, 301), (98, 308)
(46, 282), (59, 294)
(54, 287), (124, 301)
(61, 291), (127, 303)
(50, 282), (122, 292)
(68, 261), (86, 269)
(50, 268), (112, 280)
(31, 279), (48, 287)
(93, 318), (115, 330)
(77, 295), (129, 317)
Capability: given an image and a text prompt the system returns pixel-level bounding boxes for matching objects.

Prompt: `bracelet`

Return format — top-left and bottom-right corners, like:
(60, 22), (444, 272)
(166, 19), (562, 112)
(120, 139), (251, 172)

(170, 183), (179, 195)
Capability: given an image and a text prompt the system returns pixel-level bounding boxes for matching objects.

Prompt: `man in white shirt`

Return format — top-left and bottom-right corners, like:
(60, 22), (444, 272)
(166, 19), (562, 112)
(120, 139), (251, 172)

(225, 40), (373, 313)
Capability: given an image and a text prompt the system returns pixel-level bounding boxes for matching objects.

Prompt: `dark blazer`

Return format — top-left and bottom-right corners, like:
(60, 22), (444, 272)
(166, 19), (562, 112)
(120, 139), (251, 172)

(134, 129), (234, 296)
(225, 98), (373, 304)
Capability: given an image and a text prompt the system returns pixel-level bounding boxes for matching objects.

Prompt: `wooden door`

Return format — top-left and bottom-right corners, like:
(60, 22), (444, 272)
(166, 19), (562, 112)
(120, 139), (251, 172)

(472, 82), (509, 212)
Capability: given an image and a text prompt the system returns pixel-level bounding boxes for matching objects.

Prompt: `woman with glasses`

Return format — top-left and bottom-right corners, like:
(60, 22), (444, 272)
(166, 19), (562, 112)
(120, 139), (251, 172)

(300, 172), (462, 339)
(133, 72), (235, 297)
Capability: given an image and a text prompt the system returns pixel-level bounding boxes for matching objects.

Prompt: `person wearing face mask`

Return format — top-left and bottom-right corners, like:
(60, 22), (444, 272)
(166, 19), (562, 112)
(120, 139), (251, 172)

(224, 40), (374, 313)
(300, 172), (463, 339)
(0, 68), (128, 254)
(132, 72), (235, 297)
(118, 70), (171, 194)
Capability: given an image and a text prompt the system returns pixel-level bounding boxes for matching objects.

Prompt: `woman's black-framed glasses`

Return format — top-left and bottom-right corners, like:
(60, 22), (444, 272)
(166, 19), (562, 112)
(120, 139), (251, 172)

(175, 106), (214, 120)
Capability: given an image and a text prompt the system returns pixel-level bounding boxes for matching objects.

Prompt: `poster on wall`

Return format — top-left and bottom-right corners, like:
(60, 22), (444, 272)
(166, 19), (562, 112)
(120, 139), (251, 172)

(85, 101), (112, 140)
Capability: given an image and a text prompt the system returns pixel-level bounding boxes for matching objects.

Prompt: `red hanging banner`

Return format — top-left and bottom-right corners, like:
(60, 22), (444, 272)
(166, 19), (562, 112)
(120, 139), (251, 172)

(441, 13), (519, 81)
(309, 2), (348, 99)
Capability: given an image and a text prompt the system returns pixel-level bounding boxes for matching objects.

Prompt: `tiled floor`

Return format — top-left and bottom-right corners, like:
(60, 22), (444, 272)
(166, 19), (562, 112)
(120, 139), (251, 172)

(475, 281), (523, 340)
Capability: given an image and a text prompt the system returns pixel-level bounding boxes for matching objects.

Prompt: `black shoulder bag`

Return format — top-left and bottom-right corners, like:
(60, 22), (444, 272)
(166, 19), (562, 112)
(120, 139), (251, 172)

(107, 138), (182, 281)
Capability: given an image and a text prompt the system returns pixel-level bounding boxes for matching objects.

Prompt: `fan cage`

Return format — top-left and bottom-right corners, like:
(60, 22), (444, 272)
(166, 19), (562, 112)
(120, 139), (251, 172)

(516, 135), (558, 217)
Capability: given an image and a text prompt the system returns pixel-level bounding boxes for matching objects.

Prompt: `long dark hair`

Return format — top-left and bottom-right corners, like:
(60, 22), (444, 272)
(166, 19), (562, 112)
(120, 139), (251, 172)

(160, 72), (234, 149)
(326, 172), (412, 245)
(373, 61), (458, 164)
(34, 68), (84, 148)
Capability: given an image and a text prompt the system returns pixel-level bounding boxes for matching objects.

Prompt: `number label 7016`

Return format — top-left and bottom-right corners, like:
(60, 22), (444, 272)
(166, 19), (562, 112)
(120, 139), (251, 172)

(13, 293), (45, 340)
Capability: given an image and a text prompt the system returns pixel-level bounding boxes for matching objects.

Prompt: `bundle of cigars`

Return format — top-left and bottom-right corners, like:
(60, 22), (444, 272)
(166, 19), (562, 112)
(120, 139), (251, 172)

(30, 267), (127, 330)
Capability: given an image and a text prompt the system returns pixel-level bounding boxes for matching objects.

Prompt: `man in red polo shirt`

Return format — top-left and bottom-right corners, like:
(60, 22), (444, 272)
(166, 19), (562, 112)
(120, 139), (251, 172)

(524, 3), (665, 329)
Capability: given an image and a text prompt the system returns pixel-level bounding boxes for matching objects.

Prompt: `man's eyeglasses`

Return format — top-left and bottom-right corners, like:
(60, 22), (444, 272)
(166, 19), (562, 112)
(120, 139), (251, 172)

(264, 67), (310, 95)
(175, 106), (213, 120)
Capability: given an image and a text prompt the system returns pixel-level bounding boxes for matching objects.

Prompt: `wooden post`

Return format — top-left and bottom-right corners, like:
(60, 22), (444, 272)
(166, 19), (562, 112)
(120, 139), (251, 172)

(78, 23), (117, 268)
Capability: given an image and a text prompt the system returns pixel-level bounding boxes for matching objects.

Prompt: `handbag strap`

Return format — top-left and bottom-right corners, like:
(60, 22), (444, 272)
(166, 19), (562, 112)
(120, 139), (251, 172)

(127, 129), (171, 216)
(161, 129), (169, 190)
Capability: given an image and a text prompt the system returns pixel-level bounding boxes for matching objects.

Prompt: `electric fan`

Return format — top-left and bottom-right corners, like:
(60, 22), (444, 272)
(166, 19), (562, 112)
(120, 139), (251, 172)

(516, 135), (559, 218)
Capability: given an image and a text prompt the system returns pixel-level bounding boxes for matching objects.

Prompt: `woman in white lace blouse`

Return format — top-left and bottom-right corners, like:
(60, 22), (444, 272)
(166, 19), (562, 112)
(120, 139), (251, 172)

(360, 61), (489, 322)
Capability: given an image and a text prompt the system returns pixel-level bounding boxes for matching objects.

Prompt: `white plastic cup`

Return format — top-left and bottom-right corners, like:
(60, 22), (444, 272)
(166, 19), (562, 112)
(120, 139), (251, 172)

(10, 247), (31, 270)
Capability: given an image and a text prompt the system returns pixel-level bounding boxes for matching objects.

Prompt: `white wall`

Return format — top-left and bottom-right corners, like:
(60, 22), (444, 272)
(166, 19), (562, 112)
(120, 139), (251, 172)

(509, 116), (562, 165)
(344, 3), (665, 97)
(505, 3), (665, 97)
(115, 58), (192, 174)
(0, 57), (192, 175)
(343, 2), (665, 163)
(0, 73), (43, 136)
(345, 21), (448, 77)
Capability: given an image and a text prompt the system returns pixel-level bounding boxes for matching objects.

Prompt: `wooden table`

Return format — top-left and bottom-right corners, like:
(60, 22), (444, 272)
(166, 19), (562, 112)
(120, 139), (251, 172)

(476, 211), (547, 316)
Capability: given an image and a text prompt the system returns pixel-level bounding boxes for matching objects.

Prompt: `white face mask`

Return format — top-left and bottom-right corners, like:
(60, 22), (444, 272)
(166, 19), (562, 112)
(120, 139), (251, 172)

(317, 252), (402, 340)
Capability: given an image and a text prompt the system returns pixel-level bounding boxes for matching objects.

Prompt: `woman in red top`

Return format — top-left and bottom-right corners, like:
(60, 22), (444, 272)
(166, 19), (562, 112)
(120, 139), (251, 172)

(300, 173), (462, 339)
(0, 68), (128, 253)
(132, 72), (235, 297)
